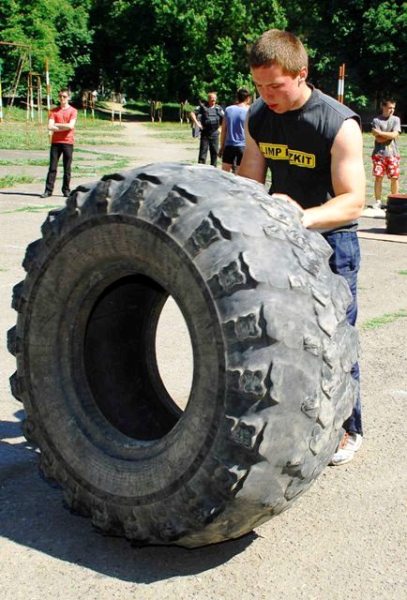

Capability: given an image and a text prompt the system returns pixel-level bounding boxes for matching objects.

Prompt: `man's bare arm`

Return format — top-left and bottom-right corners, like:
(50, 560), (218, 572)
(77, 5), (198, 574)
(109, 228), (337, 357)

(237, 119), (267, 183)
(219, 118), (228, 156)
(48, 118), (76, 132)
(372, 127), (399, 143)
(190, 111), (202, 129)
(302, 118), (365, 229)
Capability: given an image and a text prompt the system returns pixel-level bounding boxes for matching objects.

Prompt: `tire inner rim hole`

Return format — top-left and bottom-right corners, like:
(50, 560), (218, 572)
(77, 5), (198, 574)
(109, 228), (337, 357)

(155, 296), (194, 412)
(83, 274), (194, 441)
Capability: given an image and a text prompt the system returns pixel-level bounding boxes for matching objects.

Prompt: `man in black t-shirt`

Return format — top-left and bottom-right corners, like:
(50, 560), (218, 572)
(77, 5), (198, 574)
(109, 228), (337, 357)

(190, 92), (224, 167)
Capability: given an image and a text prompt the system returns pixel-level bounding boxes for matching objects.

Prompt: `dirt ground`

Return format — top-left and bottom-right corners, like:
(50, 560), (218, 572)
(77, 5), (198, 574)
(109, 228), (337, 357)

(0, 121), (406, 600)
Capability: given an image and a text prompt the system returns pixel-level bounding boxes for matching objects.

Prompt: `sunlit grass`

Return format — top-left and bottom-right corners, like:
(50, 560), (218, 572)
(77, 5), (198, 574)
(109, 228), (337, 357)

(143, 121), (193, 142)
(1, 108), (406, 198)
(361, 309), (407, 330)
(0, 175), (37, 188)
(0, 204), (61, 214)
(0, 108), (127, 151)
(76, 138), (132, 146)
(71, 157), (131, 177)
(0, 158), (49, 167)
(75, 149), (129, 161)
(0, 108), (134, 186)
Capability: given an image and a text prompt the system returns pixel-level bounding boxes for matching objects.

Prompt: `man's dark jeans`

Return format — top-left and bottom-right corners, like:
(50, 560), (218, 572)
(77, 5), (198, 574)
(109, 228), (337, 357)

(198, 133), (219, 167)
(45, 143), (74, 194)
(323, 229), (362, 435)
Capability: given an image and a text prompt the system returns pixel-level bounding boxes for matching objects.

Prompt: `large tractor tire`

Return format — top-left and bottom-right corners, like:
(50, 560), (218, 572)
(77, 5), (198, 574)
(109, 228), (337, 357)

(8, 163), (358, 548)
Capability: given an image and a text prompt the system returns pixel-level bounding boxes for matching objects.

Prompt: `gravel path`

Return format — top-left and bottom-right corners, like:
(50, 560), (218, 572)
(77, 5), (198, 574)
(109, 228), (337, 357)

(0, 121), (406, 600)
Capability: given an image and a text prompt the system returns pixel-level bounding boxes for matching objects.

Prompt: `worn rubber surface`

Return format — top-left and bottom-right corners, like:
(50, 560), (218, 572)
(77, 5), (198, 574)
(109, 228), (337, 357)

(8, 163), (358, 547)
(386, 212), (407, 234)
(386, 197), (407, 234)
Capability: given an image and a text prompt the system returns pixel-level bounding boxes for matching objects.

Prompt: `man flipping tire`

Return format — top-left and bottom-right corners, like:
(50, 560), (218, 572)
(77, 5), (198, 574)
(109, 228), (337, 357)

(239, 29), (365, 466)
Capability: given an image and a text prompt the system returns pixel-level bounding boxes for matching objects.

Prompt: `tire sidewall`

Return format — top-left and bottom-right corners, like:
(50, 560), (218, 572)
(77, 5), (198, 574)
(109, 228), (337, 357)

(22, 214), (226, 502)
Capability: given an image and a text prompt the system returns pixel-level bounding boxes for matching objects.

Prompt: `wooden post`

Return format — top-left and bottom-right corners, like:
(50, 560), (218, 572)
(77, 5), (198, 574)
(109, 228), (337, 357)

(26, 73), (30, 121)
(27, 72), (34, 121)
(45, 58), (51, 111)
(0, 59), (3, 123)
(337, 63), (345, 104)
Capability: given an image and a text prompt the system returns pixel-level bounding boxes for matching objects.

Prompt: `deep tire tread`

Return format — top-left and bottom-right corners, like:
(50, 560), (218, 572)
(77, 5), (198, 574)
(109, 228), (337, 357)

(10, 163), (358, 548)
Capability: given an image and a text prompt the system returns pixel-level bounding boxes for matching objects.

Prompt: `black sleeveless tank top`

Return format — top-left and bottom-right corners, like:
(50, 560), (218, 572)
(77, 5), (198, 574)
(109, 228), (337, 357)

(248, 87), (360, 212)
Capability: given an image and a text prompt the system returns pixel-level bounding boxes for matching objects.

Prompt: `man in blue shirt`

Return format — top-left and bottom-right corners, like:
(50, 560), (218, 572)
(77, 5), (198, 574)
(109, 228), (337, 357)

(220, 88), (251, 173)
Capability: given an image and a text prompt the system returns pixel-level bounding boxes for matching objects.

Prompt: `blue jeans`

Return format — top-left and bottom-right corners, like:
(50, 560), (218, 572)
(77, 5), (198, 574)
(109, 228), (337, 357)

(323, 230), (363, 435)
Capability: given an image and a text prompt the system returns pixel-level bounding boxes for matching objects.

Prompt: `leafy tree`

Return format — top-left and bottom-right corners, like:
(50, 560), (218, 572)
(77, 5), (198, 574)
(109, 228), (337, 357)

(87, 0), (288, 103)
(0, 0), (92, 101)
(284, 0), (407, 116)
(1, 0), (405, 117)
(362, 1), (407, 113)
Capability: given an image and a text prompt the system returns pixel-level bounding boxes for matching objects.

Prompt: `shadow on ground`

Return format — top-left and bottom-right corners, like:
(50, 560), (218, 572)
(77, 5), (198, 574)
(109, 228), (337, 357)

(0, 409), (256, 583)
(0, 192), (45, 198)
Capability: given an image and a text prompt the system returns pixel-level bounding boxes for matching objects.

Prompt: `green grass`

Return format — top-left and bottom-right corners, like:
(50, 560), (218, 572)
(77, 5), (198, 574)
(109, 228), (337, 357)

(0, 124), (50, 151)
(0, 108), (127, 151)
(0, 108), (134, 187)
(71, 157), (131, 177)
(361, 309), (407, 330)
(76, 130), (124, 138)
(0, 158), (49, 167)
(75, 149), (128, 161)
(1, 107), (406, 198)
(0, 204), (61, 214)
(398, 270), (407, 276)
(143, 121), (193, 142)
(76, 138), (132, 147)
(0, 175), (37, 188)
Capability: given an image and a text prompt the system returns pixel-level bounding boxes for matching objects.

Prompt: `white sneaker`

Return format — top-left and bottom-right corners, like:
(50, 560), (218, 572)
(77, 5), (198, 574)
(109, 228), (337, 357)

(366, 201), (381, 209)
(330, 432), (363, 466)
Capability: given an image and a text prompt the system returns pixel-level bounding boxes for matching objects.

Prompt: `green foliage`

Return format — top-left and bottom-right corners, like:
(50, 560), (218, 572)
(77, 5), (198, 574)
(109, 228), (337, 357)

(284, 0), (407, 112)
(362, 1), (407, 105)
(1, 0), (406, 115)
(87, 0), (287, 103)
(0, 0), (92, 99)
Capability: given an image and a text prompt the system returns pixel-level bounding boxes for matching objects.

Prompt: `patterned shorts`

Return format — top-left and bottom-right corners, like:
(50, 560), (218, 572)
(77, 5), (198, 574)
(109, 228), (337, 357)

(372, 154), (401, 178)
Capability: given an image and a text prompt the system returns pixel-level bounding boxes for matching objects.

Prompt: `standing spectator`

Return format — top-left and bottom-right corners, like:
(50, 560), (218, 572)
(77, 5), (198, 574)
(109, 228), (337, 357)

(238, 29), (365, 466)
(190, 92), (224, 167)
(220, 88), (251, 173)
(41, 89), (77, 198)
(370, 99), (401, 209)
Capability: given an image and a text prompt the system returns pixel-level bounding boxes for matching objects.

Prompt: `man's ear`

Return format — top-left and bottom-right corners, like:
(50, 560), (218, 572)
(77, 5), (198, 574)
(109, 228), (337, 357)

(298, 67), (308, 83)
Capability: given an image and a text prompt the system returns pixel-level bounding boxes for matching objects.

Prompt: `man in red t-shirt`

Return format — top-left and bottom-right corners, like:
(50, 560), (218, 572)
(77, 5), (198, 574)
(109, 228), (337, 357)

(41, 89), (77, 198)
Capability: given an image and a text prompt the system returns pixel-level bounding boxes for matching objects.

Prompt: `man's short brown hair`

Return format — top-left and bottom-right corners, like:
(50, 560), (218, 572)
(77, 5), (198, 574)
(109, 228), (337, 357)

(249, 29), (308, 75)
